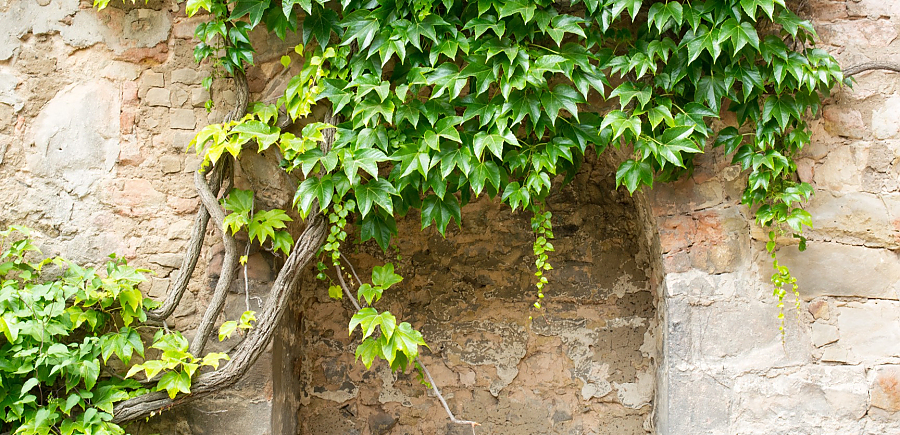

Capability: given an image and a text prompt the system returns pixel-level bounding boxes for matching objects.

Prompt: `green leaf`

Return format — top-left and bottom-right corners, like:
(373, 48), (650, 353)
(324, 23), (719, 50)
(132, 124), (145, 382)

(719, 18), (760, 53)
(328, 285), (343, 300)
(421, 194), (461, 235)
(360, 212), (397, 251)
(372, 263), (403, 289)
(714, 127), (744, 155)
(294, 175), (334, 219)
(219, 321), (238, 341)
(473, 132), (506, 160)
(230, 0), (272, 28)
(616, 159), (653, 193)
(497, 0), (536, 23)
(355, 179), (397, 218)
(468, 160), (501, 196)
(156, 370), (192, 399)
(349, 307), (379, 337)
(355, 337), (380, 369)
(541, 85), (584, 125)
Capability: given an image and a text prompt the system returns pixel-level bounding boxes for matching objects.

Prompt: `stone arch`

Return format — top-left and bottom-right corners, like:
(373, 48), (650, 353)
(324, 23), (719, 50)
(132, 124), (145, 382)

(275, 151), (665, 434)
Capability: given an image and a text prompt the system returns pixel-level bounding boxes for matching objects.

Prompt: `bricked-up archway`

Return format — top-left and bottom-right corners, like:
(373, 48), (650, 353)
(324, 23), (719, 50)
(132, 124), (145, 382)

(272, 152), (662, 434)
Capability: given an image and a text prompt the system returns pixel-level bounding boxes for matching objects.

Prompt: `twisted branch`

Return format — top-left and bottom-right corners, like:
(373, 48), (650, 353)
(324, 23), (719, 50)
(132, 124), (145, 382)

(112, 216), (327, 423)
(843, 61), (900, 77)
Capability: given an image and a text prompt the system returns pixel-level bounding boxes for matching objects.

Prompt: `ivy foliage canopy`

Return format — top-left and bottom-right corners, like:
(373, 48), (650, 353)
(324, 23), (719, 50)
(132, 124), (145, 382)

(182, 0), (841, 247)
(168, 0), (845, 365)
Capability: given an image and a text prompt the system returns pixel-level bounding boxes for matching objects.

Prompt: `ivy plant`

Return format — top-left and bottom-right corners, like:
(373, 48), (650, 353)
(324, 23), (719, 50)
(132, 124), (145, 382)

(84, 0), (848, 426)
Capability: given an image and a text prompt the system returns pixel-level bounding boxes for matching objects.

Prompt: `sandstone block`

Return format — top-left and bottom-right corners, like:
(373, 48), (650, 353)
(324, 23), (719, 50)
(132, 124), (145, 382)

(871, 365), (900, 412)
(806, 191), (898, 249)
(150, 253), (182, 269)
(191, 87), (210, 107)
(837, 301), (900, 363)
(148, 277), (170, 300)
(144, 87), (170, 107)
(823, 105), (866, 139)
(730, 365), (868, 432)
(159, 155), (182, 174)
(872, 96), (900, 139)
(111, 179), (166, 215)
(811, 322), (839, 348)
(26, 80), (120, 197)
(142, 71), (165, 89)
(170, 87), (189, 107)
(778, 242), (900, 300)
(169, 108), (196, 130)
(171, 68), (200, 85)
(808, 299), (831, 320)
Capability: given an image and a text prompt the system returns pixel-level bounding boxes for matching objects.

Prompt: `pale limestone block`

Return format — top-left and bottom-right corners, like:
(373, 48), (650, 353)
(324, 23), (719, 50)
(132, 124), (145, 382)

(811, 322), (839, 348)
(837, 301), (900, 363)
(169, 108), (196, 130)
(805, 191), (899, 249)
(778, 242), (900, 301)
(872, 96), (900, 140)
(144, 87), (171, 107)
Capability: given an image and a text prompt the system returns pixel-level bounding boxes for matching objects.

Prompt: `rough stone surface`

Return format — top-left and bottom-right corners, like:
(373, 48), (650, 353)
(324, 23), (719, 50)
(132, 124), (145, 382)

(297, 157), (657, 434)
(25, 80), (120, 197)
(870, 365), (900, 412)
(777, 242), (900, 301)
(1, 2), (899, 435)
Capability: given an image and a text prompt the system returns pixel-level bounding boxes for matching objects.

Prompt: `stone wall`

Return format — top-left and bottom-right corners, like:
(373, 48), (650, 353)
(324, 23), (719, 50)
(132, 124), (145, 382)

(653, 1), (900, 433)
(0, 0), (898, 434)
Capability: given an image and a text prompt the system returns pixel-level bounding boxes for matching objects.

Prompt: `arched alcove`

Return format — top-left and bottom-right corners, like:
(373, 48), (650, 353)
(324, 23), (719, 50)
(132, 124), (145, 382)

(275, 152), (663, 434)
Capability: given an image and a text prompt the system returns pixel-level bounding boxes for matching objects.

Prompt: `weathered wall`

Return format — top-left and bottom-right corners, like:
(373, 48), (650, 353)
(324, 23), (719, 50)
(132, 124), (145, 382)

(290, 155), (659, 434)
(1, 0), (899, 434)
(652, 1), (900, 433)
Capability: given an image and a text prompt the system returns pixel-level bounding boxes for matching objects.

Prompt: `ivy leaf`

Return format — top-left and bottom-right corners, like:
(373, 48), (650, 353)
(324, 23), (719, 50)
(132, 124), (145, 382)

(357, 284), (382, 306)
(231, 0), (271, 28)
(248, 210), (292, 244)
(219, 321), (238, 341)
(473, 132), (506, 160)
(609, 82), (651, 109)
(548, 15), (586, 46)
(360, 212), (397, 251)
(156, 370), (191, 399)
(354, 179), (397, 217)
(355, 337), (381, 369)
(294, 175), (334, 219)
(541, 85), (584, 125)
(714, 127), (744, 155)
(468, 160), (502, 196)
(616, 159), (653, 193)
(719, 18), (760, 53)
(762, 94), (800, 131)
(421, 194), (461, 235)
(302, 5), (340, 48)
(497, 0), (536, 23)
(388, 322), (427, 362)
(372, 263), (403, 289)
(271, 230), (294, 255)
(328, 285), (343, 300)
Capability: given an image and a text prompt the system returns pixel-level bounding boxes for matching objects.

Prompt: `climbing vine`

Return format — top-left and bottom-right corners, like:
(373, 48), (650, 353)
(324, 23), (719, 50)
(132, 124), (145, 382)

(3, 0), (850, 431)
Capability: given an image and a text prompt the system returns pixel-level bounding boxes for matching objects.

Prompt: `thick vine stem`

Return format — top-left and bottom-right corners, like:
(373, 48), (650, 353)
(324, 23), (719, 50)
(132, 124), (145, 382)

(147, 70), (248, 321)
(112, 216), (327, 424)
(189, 69), (249, 356)
(147, 161), (225, 321)
(189, 163), (239, 356)
(843, 61), (900, 77)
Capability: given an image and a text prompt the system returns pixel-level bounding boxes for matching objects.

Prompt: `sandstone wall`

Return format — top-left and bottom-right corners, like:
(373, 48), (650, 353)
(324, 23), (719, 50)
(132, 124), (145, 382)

(0, 0), (898, 434)
(653, 1), (900, 433)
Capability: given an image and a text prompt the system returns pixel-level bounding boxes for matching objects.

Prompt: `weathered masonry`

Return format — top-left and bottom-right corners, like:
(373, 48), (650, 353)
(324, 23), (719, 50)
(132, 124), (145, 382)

(0, 0), (898, 434)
